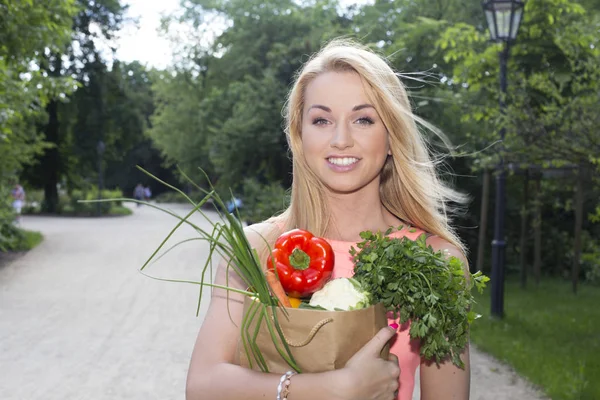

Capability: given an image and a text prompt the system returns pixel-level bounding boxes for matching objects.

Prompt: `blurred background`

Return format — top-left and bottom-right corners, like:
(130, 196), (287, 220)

(1, 0), (598, 399)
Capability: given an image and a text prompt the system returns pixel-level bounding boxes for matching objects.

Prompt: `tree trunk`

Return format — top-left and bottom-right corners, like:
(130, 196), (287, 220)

(41, 99), (60, 213)
(572, 167), (584, 294)
(40, 55), (62, 213)
(520, 169), (529, 289)
(533, 176), (542, 285)
(476, 168), (491, 273)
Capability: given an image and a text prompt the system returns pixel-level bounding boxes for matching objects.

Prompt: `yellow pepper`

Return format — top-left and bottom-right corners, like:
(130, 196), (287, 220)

(288, 297), (302, 308)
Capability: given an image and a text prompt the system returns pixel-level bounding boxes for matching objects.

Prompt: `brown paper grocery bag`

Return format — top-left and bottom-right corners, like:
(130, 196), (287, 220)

(236, 297), (390, 373)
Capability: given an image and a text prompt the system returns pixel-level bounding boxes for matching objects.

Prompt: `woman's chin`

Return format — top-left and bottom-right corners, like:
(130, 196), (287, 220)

(323, 181), (368, 195)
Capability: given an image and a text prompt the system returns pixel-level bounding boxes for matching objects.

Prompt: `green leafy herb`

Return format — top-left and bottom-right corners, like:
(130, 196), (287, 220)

(350, 229), (489, 368)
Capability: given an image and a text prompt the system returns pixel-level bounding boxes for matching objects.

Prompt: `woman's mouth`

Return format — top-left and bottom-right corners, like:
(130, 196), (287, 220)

(326, 157), (360, 172)
(327, 157), (359, 166)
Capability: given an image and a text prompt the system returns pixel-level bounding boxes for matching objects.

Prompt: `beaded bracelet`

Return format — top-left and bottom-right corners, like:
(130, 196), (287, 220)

(276, 370), (297, 400)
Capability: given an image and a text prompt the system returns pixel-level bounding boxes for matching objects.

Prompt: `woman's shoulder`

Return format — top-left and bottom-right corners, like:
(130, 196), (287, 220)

(391, 225), (466, 263)
(243, 218), (285, 249)
(424, 234), (468, 266)
(389, 223), (428, 241)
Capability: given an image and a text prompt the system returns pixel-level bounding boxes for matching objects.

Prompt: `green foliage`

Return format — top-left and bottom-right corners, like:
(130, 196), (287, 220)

(0, 222), (20, 252)
(155, 191), (197, 204)
(0, 0), (78, 253)
(590, 205), (600, 224)
(238, 178), (289, 225)
(144, 0), (600, 286)
(351, 229), (489, 368)
(20, 189), (44, 214)
(437, 0), (600, 169)
(18, 187), (124, 216)
(147, 69), (214, 185)
(580, 231), (600, 285)
(471, 279), (600, 400)
(21, 0), (129, 213)
(0, 224), (43, 252)
(206, 74), (291, 189)
(108, 205), (133, 216)
(432, 0), (600, 280)
(68, 188), (123, 215)
(148, 0), (353, 189)
(14, 230), (44, 251)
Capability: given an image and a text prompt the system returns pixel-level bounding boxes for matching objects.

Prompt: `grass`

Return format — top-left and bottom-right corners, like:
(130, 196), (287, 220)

(109, 206), (133, 216)
(13, 229), (43, 251)
(470, 277), (600, 400)
(55, 204), (132, 217)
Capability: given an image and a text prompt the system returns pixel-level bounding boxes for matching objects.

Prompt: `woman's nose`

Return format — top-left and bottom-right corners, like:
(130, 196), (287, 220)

(330, 123), (354, 149)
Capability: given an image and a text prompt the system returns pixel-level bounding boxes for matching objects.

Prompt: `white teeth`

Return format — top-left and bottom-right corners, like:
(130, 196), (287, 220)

(328, 157), (358, 166)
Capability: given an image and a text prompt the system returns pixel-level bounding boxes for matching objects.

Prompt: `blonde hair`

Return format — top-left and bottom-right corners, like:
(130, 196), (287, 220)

(266, 38), (467, 256)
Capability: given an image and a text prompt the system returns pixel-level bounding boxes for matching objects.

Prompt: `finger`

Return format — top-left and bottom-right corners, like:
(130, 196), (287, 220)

(359, 326), (397, 357)
(388, 353), (400, 378)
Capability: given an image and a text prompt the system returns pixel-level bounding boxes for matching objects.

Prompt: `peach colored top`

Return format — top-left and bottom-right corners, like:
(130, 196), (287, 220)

(326, 228), (425, 400)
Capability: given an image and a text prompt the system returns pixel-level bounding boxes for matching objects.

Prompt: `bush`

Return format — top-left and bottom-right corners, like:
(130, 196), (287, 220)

(0, 221), (21, 251)
(0, 224), (43, 252)
(0, 184), (19, 251)
(13, 229), (43, 251)
(239, 178), (289, 225)
(22, 189), (44, 214)
(109, 206), (133, 216)
(581, 232), (600, 285)
(154, 190), (205, 204)
(69, 188), (123, 215)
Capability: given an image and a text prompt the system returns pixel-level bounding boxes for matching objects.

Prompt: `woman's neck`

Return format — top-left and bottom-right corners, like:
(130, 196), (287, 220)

(324, 188), (400, 242)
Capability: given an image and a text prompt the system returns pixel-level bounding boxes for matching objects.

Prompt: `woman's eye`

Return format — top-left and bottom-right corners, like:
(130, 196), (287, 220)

(356, 117), (374, 125)
(312, 117), (329, 125)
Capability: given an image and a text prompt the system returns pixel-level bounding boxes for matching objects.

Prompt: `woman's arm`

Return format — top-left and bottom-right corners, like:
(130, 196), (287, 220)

(419, 346), (470, 400)
(185, 292), (348, 400)
(186, 223), (400, 400)
(419, 235), (471, 400)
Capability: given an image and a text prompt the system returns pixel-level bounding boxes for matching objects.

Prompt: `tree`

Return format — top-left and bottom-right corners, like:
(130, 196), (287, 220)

(0, 0), (77, 182)
(0, 1), (77, 249)
(437, 0), (600, 277)
(25, 0), (126, 212)
(148, 0), (353, 191)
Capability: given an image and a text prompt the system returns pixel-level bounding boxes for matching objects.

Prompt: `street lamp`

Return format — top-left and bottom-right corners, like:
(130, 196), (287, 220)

(482, 0), (525, 318)
(97, 140), (105, 216)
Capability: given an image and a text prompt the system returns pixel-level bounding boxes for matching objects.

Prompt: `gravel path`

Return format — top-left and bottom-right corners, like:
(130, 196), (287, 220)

(0, 204), (549, 400)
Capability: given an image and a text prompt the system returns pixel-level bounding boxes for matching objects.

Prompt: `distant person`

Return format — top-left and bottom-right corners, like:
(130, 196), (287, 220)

(133, 183), (145, 207)
(11, 183), (26, 224)
(226, 196), (243, 214)
(144, 186), (152, 201)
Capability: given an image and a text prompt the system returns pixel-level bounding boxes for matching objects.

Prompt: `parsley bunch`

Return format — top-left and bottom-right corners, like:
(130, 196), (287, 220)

(350, 229), (489, 368)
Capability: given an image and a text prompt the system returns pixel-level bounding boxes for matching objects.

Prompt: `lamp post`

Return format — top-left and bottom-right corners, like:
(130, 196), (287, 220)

(482, 0), (525, 318)
(96, 140), (105, 216)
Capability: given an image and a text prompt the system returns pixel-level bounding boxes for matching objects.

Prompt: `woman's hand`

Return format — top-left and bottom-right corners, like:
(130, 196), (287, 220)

(337, 326), (400, 400)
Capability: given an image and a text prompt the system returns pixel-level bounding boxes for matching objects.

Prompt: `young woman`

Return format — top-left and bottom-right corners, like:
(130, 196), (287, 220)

(186, 39), (470, 400)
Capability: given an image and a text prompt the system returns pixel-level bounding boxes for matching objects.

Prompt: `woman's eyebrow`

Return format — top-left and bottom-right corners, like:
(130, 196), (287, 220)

(352, 104), (375, 111)
(307, 104), (331, 112)
(307, 104), (375, 112)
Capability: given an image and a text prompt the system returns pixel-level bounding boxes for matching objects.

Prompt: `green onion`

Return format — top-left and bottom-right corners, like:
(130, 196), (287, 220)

(82, 166), (301, 372)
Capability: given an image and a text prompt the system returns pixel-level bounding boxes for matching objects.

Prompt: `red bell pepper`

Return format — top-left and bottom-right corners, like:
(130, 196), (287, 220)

(267, 229), (335, 298)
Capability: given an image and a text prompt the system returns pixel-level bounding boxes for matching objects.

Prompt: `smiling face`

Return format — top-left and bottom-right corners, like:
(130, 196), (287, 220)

(301, 71), (390, 195)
